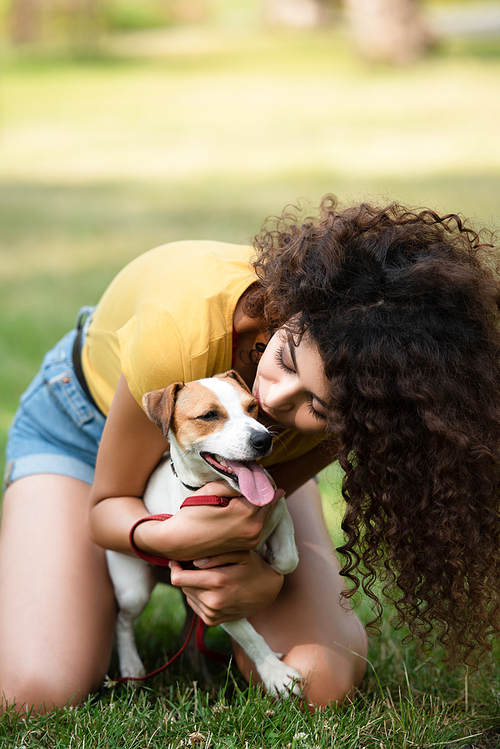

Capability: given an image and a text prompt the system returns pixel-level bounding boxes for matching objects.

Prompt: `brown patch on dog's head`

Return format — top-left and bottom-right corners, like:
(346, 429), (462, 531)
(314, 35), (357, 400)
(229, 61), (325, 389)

(214, 370), (259, 420)
(142, 382), (184, 437)
(215, 369), (251, 394)
(169, 381), (229, 452)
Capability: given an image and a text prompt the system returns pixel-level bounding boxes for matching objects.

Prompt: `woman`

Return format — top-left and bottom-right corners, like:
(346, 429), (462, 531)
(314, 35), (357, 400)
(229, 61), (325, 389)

(2, 196), (500, 713)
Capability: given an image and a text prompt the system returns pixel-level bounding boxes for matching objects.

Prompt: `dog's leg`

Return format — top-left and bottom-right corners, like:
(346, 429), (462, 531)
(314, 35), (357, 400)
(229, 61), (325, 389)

(222, 619), (303, 698)
(257, 498), (299, 576)
(106, 550), (156, 678)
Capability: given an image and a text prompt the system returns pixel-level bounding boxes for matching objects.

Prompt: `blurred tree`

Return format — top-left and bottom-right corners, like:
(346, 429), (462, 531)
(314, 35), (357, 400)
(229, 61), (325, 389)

(344, 0), (433, 64)
(263, 0), (432, 64)
(7, 0), (105, 51)
(8, 0), (41, 43)
(170, 0), (209, 23)
(63, 0), (105, 51)
(263, 0), (326, 28)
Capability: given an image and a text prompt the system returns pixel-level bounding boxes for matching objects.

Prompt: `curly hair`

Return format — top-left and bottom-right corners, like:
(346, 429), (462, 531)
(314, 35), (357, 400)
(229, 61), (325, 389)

(247, 195), (500, 664)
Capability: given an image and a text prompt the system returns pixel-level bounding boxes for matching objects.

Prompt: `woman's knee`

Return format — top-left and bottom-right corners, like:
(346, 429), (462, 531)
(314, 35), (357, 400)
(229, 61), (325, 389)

(0, 662), (105, 715)
(282, 638), (367, 708)
(234, 624), (368, 709)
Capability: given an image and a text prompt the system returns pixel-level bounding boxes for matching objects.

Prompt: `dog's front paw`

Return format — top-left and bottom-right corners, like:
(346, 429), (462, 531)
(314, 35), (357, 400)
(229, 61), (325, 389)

(119, 652), (147, 680)
(267, 542), (299, 576)
(272, 553), (299, 576)
(257, 655), (304, 698)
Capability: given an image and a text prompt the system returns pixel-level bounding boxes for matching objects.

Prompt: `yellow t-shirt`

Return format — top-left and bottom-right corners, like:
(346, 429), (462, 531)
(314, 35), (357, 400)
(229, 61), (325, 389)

(82, 240), (323, 467)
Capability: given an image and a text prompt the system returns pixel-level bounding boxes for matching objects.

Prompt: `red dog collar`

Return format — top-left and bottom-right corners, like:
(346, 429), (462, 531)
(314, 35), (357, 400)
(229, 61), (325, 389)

(129, 495), (233, 566)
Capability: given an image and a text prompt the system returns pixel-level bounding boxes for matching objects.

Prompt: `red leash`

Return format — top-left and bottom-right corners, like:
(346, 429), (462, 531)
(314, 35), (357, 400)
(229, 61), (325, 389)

(113, 611), (198, 685)
(113, 495), (232, 685)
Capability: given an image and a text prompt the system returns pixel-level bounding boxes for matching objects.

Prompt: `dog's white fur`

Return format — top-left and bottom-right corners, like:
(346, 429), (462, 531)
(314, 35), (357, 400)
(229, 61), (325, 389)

(106, 371), (302, 696)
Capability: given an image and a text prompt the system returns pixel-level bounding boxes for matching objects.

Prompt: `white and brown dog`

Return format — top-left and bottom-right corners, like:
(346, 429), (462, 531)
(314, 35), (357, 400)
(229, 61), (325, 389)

(106, 370), (302, 697)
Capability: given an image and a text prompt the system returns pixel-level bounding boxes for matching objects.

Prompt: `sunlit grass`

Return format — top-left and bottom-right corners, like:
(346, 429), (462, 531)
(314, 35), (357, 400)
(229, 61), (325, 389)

(2, 27), (500, 192)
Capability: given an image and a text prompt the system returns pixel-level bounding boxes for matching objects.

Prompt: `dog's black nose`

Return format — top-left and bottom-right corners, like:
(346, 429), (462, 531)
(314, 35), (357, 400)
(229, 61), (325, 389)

(250, 431), (273, 453)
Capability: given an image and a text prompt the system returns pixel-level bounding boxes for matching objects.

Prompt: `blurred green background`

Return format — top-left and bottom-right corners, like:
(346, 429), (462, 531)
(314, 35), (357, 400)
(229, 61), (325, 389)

(1, 0), (500, 489)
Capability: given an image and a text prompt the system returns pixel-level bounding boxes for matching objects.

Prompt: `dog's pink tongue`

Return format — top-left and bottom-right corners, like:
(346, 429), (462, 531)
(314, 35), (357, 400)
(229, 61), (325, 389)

(225, 460), (275, 506)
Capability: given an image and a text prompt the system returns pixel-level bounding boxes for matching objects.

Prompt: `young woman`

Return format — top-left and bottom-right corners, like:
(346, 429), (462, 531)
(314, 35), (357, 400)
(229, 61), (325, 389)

(2, 196), (500, 714)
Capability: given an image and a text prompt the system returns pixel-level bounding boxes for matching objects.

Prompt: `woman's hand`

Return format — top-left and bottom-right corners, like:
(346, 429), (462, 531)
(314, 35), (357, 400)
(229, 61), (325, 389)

(169, 550), (284, 626)
(134, 483), (284, 562)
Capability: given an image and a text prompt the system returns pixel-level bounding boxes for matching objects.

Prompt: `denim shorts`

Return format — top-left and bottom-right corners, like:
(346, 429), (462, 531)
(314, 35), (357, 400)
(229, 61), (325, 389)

(3, 313), (106, 489)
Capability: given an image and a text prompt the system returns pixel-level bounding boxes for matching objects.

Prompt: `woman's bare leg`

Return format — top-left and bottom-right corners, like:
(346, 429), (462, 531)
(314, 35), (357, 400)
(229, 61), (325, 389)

(232, 480), (368, 708)
(0, 475), (116, 714)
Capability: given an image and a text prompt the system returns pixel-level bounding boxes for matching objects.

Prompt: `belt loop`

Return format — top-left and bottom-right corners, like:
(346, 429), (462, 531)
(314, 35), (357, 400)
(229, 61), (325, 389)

(75, 305), (95, 334)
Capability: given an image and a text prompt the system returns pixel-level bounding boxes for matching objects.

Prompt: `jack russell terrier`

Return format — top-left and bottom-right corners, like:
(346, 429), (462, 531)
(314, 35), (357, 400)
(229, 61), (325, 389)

(106, 370), (302, 697)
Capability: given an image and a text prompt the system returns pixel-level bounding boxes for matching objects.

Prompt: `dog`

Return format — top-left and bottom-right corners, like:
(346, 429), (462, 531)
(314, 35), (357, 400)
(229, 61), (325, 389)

(106, 370), (302, 697)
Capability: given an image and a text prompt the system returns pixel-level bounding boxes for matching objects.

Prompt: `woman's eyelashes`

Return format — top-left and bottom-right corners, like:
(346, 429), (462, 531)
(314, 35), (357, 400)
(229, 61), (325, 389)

(308, 400), (327, 422)
(275, 346), (327, 422)
(274, 346), (294, 373)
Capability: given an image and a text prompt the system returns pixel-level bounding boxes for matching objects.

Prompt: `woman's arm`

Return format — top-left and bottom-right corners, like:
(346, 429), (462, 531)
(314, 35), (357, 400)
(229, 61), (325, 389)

(88, 375), (170, 552)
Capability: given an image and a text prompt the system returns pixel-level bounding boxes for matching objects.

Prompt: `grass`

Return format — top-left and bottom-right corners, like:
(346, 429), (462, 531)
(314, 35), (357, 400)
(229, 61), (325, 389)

(2, 15), (500, 746)
(0, 682), (495, 748)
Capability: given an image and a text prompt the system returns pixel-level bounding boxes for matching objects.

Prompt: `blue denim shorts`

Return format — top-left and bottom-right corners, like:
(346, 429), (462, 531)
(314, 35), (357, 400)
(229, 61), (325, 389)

(4, 314), (106, 489)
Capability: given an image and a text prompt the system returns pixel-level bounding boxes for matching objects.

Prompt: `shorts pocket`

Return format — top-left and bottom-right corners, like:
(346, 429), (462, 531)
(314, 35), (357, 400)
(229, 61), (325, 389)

(45, 368), (95, 428)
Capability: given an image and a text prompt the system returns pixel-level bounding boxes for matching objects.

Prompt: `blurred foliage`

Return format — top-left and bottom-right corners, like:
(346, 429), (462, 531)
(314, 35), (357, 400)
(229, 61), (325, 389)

(1, 0), (496, 65)
(0, 0), (212, 51)
(0, 0), (225, 40)
(102, 1), (176, 32)
(103, 0), (211, 31)
(0, 0), (494, 43)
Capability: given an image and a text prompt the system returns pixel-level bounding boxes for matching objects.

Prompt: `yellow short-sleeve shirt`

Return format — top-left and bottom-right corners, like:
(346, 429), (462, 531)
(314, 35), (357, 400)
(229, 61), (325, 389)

(82, 240), (323, 467)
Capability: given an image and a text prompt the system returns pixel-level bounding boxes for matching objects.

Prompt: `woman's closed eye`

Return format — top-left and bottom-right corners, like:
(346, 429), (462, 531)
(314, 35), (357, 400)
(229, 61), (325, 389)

(275, 345), (327, 422)
(307, 400), (327, 423)
(274, 346), (295, 373)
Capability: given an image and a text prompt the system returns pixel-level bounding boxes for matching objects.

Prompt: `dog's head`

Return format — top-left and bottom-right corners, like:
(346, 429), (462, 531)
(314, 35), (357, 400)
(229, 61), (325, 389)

(142, 371), (275, 505)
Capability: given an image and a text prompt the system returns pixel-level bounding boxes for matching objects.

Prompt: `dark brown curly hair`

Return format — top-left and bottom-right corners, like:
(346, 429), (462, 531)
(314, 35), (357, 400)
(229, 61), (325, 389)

(247, 195), (500, 664)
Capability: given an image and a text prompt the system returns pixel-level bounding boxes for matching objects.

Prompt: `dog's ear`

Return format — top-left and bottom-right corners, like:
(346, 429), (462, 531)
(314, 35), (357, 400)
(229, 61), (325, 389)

(220, 369), (252, 394)
(142, 382), (184, 437)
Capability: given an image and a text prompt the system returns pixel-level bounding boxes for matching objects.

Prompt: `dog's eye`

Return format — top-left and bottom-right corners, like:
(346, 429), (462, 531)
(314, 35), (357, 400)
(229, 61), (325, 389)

(196, 410), (219, 421)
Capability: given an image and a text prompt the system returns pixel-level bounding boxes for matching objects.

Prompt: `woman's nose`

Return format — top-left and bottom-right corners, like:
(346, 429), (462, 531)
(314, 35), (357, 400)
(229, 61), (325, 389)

(266, 381), (300, 411)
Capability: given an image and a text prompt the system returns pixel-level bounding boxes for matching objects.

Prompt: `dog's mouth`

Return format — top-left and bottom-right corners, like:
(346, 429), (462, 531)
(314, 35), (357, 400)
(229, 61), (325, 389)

(201, 452), (275, 506)
(202, 452), (237, 482)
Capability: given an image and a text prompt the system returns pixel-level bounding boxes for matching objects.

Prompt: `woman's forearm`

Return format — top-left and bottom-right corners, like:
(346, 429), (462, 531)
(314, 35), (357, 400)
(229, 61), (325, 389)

(89, 486), (284, 561)
(88, 494), (150, 554)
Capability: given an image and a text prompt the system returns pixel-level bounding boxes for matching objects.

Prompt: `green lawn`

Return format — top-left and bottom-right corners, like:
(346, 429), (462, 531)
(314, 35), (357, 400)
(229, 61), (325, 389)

(1, 20), (500, 746)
